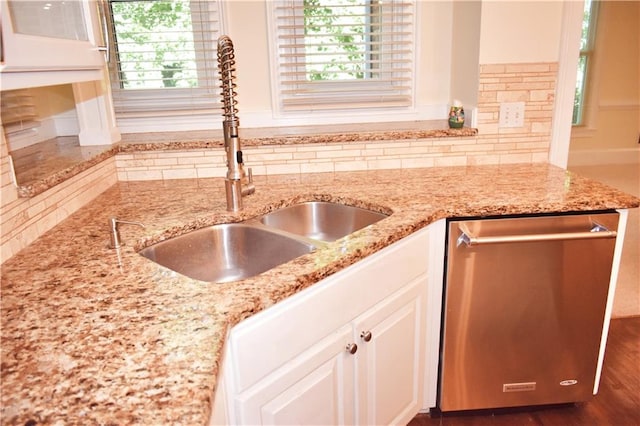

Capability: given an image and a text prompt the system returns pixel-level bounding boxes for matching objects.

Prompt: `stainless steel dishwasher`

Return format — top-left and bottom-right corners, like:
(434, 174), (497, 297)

(439, 211), (619, 412)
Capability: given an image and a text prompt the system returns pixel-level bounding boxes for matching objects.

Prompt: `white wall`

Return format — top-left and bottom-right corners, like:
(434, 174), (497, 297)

(479, 1), (563, 64)
(415, 1), (454, 115)
(450, 1), (481, 115)
(223, 1), (272, 117)
(37, 84), (79, 136)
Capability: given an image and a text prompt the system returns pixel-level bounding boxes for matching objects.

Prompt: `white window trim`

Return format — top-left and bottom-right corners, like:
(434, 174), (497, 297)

(550, 0), (585, 168)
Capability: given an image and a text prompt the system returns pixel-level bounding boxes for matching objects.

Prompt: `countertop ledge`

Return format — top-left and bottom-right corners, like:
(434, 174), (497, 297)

(15, 123), (477, 197)
(2, 164), (638, 425)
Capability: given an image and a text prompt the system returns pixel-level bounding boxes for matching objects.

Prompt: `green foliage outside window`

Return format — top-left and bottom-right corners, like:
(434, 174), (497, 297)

(111, 0), (198, 89)
(303, 0), (369, 81)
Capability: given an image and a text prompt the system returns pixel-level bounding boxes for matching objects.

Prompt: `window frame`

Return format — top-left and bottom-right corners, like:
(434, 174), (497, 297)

(105, 0), (226, 133)
(572, 0), (599, 127)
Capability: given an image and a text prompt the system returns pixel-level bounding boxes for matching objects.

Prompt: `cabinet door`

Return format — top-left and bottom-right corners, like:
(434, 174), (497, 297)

(353, 276), (427, 425)
(234, 325), (356, 425)
(1, 0), (105, 72)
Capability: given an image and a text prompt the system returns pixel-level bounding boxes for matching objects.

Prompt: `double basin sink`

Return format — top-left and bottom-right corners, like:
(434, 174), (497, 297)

(139, 202), (389, 283)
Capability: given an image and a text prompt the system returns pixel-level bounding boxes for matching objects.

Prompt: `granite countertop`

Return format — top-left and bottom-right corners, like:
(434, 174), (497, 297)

(1, 164), (638, 425)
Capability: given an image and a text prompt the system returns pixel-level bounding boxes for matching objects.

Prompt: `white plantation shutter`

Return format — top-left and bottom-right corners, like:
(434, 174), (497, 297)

(106, 0), (223, 120)
(270, 0), (415, 112)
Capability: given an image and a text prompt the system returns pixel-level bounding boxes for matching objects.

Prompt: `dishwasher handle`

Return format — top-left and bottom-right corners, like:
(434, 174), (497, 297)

(457, 222), (617, 247)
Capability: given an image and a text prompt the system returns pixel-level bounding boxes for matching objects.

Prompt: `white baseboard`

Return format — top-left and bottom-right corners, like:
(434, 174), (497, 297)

(568, 148), (640, 167)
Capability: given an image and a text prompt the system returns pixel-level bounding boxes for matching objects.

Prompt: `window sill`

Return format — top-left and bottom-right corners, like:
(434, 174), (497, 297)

(119, 120), (477, 147)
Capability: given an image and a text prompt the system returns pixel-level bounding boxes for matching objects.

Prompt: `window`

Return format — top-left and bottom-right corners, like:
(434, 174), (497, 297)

(105, 0), (224, 130)
(268, 0), (415, 113)
(572, 0), (599, 125)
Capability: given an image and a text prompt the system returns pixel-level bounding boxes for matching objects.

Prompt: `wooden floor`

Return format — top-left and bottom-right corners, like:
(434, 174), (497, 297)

(409, 317), (640, 426)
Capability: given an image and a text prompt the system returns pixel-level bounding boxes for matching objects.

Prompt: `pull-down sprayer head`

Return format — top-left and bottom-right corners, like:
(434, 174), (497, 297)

(217, 35), (254, 211)
(217, 35), (239, 127)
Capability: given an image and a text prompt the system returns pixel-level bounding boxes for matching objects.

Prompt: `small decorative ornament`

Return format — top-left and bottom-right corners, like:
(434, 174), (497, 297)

(448, 100), (465, 129)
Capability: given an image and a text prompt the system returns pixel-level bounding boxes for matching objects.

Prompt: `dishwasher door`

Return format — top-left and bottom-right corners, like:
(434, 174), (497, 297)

(439, 212), (619, 412)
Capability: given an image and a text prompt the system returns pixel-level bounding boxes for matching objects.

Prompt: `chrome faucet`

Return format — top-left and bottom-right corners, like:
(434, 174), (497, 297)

(217, 35), (255, 211)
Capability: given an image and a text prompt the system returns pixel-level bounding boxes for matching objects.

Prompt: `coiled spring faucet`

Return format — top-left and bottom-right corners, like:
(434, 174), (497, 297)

(217, 35), (255, 211)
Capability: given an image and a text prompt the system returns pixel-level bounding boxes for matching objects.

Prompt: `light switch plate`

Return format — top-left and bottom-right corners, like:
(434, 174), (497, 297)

(499, 102), (525, 128)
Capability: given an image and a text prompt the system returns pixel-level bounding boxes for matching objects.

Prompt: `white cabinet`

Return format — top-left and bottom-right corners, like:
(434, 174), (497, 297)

(1, 0), (106, 90)
(217, 227), (432, 425)
(233, 278), (425, 425)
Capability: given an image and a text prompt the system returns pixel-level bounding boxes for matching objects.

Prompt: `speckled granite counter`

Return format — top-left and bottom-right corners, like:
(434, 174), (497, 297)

(11, 122), (477, 197)
(1, 164), (638, 424)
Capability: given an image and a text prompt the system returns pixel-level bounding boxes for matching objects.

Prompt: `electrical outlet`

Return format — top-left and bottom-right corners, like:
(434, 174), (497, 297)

(499, 102), (525, 128)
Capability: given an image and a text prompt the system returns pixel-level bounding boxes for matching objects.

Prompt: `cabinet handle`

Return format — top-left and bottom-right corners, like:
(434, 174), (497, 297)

(346, 343), (358, 355)
(360, 331), (372, 342)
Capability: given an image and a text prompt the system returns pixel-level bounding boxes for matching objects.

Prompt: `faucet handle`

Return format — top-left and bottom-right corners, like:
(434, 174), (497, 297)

(242, 168), (256, 197)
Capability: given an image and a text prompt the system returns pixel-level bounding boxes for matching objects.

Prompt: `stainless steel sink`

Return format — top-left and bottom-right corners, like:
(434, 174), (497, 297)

(139, 223), (315, 283)
(140, 202), (389, 283)
(258, 201), (389, 242)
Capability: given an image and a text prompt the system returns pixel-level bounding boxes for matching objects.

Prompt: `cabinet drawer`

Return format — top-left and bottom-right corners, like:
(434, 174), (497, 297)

(228, 228), (429, 393)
